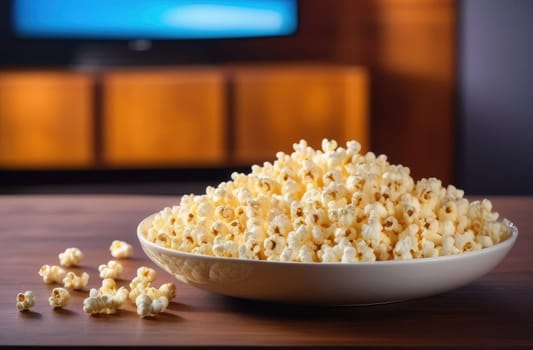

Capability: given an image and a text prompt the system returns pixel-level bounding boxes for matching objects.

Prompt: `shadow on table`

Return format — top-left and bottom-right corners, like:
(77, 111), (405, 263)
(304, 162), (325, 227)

(213, 278), (532, 344)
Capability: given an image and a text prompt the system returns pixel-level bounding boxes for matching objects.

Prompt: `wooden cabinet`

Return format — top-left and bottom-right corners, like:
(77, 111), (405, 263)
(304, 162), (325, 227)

(102, 69), (226, 167)
(231, 65), (368, 164)
(0, 71), (93, 168)
(0, 65), (369, 169)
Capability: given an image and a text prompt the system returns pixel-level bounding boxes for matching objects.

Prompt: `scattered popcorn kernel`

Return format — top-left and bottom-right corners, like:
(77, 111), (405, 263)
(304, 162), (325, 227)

(99, 278), (117, 294)
(63, 271), (89, 290)
(83, 287), (127, 315)
(38, 264), (66, 284)
(135, 294), (169, 318)
(128, 266), (157, 302)
(142, 282), (177, 302)
(58, 247), (83, 267)
(98, 279), (129, 304)
(100, 278), (118, 294)
(110, 240), (133, 259)
(136, 266), (157, 282)
(157, 282), (177, 301)
(127, 266), (175, 304)
(48, 287), (71, 309)
(145, 138), (512, 262)
(83, 289), (107, 315)
(16, 291), (35, 311)
(128, 284), (146, 304)
(98, 260), (124, 279)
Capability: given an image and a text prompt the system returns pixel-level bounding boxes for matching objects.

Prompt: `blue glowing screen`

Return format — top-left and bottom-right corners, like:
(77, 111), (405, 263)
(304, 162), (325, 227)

(13, 0), (298, 39)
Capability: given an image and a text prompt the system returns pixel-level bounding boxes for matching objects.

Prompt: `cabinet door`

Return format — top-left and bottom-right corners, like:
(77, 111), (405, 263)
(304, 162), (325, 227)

(103, 69), (226, 167)
(232, 65), (368, 164)
(0, 72), (93, 168)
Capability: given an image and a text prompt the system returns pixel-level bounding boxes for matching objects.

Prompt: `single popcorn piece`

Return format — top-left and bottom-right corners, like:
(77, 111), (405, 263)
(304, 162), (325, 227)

(58, 247), (83, 267)
(341, 246), (357, 263)
(16, 291), (35, 311)
(99, 279), (129, 303)
(135, 294), (169, 318)
(145, 138), (512, 262)
(83, 289), (107, 315)
(157, 282), (177, 301)
(99, 278), (120, 294)
(132, 266), (157, 284)
(63, 271), (90, 290)
(98, 260), (124, 279)
(38, 264), (66, 284)
(48, 287), (71, 309)
(110, 240), (133, 259)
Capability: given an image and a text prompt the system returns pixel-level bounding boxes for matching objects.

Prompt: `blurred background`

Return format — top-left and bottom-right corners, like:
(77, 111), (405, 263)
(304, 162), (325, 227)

(0, 0), (531, 195)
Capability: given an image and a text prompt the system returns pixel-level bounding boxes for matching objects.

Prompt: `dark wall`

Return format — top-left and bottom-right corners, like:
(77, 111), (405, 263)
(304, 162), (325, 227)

(458, 0), (533, 195)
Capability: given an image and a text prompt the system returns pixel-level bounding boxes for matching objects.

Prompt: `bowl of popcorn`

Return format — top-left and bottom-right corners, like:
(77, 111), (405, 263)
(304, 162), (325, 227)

(137, 139), (518, 305)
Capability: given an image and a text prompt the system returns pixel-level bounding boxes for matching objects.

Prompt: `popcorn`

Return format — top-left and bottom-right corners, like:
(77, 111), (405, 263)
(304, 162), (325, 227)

(263, 234), (286, 260)
(82, 287), (127, 315)
(454, 230), (480, 252)
(154, 282), (177, 301)
(98, 279), (129, 303)
(128, 266), (176, 304)
(394, 236), (419, 260)
(88, 280), (128, 315)
(287, 226), (310, 251)
(38, 264), (66, 284)
(341, 246), (357, 263)
(135, 294), (169, 318)
(361, 218), (382, 241)
(238, 239), (260, 260)
(145, 138), (512, 262)
(110, 240), (133, 259)
(268, 214), (292, 237)
(24, 242), (179, 319)
(421, 240), (439, 258)
(83, 289), (107, 315)
(16, 291), (35, 311)
(312, 227), (328, 246)
(439, 201), (458, 221)
(321, 246), (340, 262)
(441, 234), (460, 256)
(133, 266), (157, 284)
(212, 235), (238, 257)
(355, 240), (376, 262)
(279, 247), (293, 262)
(48, 287), (71, 309)
(58, 247), (83, 267)
(132, 282), (176, 305)
(297, 245), (314, 262)
(128, 267), (176, 305)
(98, 260), (124, 279)
(100, 278), (119, 294)
(63, 271), (89, 290)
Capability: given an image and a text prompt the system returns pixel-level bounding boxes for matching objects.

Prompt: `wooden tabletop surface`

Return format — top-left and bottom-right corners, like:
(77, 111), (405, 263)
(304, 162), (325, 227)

(0, 194), (531, 348)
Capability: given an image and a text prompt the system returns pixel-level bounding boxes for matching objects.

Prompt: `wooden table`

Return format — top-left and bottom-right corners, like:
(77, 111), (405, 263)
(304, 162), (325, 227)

(0, 195), (531, 348)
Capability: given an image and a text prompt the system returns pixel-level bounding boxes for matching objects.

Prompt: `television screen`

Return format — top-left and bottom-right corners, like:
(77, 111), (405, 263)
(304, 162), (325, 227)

(13, 0), (298, 39)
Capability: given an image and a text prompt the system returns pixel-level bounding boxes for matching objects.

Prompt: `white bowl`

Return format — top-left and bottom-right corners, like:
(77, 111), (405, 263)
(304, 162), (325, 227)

(137, 213), (518, 305)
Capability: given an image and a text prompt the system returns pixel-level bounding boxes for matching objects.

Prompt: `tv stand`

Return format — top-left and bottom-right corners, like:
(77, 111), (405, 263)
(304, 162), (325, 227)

(0, 64), (369, 170)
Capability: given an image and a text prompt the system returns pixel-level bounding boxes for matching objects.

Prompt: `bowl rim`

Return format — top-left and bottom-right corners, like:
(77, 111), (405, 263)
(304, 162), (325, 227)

(137, 211), (519, 267)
